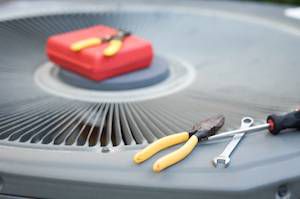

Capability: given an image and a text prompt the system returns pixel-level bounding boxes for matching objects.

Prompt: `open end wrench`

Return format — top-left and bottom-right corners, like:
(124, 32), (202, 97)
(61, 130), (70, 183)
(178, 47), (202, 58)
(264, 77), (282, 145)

(213, 117), (254, 168)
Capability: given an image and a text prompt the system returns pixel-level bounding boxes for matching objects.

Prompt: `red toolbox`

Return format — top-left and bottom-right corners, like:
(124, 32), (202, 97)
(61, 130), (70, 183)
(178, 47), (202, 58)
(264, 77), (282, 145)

(46, 25), (153, 81)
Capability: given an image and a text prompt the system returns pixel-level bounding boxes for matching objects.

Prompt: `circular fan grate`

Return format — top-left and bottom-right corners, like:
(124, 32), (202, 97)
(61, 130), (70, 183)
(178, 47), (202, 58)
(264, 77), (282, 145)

(0, 9), (299, 150)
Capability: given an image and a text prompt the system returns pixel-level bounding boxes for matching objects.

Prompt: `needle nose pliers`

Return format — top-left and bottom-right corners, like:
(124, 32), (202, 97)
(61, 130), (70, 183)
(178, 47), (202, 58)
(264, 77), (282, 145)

(134, 115), (225, 172)
(70, 29), (131, 56)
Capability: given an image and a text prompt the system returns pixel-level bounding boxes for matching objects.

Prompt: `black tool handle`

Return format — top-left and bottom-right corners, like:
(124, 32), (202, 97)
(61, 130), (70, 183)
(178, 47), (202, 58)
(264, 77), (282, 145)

(267, 110), (300, 135)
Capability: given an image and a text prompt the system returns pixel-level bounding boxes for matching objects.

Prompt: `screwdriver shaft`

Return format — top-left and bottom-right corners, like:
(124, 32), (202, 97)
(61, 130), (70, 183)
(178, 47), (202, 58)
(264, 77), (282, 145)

(208, 123), (270, 140)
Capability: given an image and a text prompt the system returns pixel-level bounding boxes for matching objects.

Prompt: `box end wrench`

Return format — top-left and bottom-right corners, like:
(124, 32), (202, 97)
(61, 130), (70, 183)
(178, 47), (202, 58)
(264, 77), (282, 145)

(212, 117), (254, 168)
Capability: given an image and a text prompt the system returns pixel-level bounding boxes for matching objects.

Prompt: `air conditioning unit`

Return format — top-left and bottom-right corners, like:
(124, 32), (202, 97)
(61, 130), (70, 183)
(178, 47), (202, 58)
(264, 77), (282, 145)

(0, 0), (299, 198)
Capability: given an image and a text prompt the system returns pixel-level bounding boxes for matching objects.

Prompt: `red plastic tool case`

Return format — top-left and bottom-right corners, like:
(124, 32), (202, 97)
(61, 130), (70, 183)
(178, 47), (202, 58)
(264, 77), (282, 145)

(46, 25), (153, 81)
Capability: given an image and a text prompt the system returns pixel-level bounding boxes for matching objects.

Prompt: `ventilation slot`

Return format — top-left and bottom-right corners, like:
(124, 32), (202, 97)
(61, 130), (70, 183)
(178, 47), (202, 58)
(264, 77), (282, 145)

(0, 100), (197, 148)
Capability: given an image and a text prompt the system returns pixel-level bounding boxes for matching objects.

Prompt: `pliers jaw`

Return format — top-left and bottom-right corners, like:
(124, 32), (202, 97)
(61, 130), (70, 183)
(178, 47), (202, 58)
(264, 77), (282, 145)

(189, 130), (210, 141)
(112, 30), (131, 40)
(102, 30), (131, 41)
(190, 114), (225, 140)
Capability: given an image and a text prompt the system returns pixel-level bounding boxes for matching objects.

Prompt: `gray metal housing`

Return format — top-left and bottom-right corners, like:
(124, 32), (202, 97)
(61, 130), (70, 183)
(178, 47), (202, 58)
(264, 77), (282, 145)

(0, 0), (299, 198)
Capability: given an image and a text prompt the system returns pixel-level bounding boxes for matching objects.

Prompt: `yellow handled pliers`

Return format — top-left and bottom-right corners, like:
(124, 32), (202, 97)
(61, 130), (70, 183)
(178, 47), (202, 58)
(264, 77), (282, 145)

(134, 115), (225, 172)
(70, 30), (131, 56)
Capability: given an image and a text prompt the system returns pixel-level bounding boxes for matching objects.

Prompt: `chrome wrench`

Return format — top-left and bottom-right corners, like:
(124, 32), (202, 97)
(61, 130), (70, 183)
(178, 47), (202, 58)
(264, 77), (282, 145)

(213, 117), (254, 168)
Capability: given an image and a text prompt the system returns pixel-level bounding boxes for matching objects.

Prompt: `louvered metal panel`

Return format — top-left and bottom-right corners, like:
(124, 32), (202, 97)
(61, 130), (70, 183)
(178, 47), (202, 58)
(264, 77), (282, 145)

(0, 1), (300, 198)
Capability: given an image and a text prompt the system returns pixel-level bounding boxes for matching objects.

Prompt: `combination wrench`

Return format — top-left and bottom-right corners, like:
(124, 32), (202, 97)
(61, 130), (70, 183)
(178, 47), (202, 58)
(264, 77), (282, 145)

(213, 117), (254, 168)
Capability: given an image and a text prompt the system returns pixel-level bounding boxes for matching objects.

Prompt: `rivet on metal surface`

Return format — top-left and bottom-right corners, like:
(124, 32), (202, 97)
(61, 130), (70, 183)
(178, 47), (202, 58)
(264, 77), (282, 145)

(101, 147), (110, 153)
(275, 184), (291, 199)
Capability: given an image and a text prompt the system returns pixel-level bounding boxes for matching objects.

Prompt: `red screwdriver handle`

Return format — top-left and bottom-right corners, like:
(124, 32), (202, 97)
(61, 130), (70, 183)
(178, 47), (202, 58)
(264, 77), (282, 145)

(267, 110), (300, 135)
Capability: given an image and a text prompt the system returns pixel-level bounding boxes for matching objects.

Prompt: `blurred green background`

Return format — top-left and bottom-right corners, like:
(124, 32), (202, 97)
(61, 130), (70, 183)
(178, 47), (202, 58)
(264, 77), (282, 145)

(245, 0), (300, 5)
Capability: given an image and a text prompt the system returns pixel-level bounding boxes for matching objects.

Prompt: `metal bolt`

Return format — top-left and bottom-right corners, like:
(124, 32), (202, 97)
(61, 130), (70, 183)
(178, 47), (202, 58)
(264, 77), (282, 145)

(101, 147), (110, 153)
(275, 184), (291, 199)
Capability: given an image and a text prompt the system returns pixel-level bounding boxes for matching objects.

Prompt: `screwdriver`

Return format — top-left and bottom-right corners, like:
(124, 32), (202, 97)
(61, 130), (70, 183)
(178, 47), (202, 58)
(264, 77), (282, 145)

(208, 110), (300, 141)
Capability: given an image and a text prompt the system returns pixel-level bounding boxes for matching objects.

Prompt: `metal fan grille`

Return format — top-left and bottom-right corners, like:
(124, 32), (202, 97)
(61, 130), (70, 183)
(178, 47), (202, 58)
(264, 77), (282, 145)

(0, 98), (207, 148)
(0, 12), (205, 148)
(0, 6), (299, 149)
